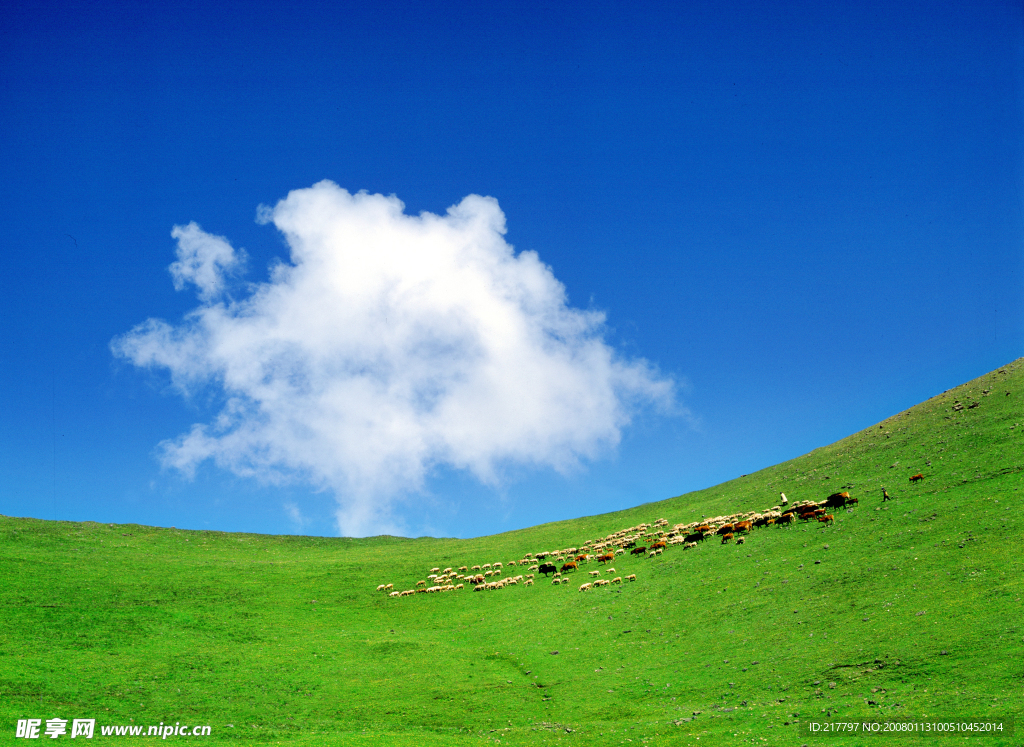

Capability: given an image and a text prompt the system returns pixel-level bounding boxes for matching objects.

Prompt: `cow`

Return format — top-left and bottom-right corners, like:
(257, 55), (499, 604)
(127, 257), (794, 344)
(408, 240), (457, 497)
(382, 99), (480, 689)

(650, 541), (667, 551)
(717, 524), (735, 536)
(631, 546), (648, 556)
(776, 513), (795, 525)
(734, 521), (753, 533)
(910, 473), (924, 483)
(720, 532), (734, 544)
(684, 532), (706, 544)
(824, 491), (851, 509)
(560, 561), (578, 573)
(818, 514), (834, 525)
(597, 553), (615, 564)
(538, 563), (558, 577)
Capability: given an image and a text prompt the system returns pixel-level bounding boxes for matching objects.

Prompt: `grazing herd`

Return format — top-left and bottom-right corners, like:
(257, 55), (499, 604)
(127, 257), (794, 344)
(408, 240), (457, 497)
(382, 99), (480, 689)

(374, 486), (886, 600)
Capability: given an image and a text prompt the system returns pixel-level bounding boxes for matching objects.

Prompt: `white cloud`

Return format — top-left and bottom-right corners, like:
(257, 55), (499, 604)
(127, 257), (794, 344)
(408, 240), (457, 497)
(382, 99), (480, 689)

(283, 501), (306, 532)
(168, 221), (246, 301)
(113, 181), (675, 536)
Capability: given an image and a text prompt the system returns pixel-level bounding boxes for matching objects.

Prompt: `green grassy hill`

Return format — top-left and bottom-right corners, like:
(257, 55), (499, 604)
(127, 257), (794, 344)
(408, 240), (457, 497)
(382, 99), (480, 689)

(2, 359), (1022, 746)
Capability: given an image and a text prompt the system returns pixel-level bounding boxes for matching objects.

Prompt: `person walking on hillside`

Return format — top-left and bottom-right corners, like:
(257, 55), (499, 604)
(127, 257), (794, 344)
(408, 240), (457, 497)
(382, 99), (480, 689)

(780, 492), (788, 506)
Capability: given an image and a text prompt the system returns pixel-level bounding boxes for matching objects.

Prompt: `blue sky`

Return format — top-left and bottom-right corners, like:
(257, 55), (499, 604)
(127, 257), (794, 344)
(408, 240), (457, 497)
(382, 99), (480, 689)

(2, 0), (1021, 538)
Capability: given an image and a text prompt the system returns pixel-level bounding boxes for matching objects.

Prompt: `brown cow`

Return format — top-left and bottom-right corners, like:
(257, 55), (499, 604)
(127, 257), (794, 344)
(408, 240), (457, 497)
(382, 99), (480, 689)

(776, 513), (795, 525)
(597, 553), (615, 564)
(716, 524), (735, 535)
(910, 473), (924, 483)
(734, 521), (753, 533)
(630, 546), (648, 556)
(720, 532), (734, 544)
(818, 514), (834, 525)
(650, 541), (667, 551)
(824, 491), (851, 509)
(560, 561), (578, 573)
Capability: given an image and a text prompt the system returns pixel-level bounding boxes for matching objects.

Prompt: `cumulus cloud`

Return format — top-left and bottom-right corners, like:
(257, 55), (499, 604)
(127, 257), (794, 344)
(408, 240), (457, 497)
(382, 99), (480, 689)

(113, 181), (675, 536)
(168, 221), (246, 301)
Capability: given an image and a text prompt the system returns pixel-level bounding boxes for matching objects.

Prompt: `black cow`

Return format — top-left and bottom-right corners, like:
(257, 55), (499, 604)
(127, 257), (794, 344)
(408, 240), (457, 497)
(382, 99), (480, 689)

(824, 491), (851, 509)
(538, 563), (558, 577)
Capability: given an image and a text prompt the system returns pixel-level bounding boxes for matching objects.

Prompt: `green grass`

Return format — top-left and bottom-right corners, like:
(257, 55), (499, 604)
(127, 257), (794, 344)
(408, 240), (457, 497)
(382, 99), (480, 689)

(2, 359), (1022, 745)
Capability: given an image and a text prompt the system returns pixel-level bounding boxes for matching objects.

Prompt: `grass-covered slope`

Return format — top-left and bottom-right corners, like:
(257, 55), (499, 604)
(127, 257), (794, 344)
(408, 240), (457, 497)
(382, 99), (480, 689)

(2, 359), (1022, 746)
